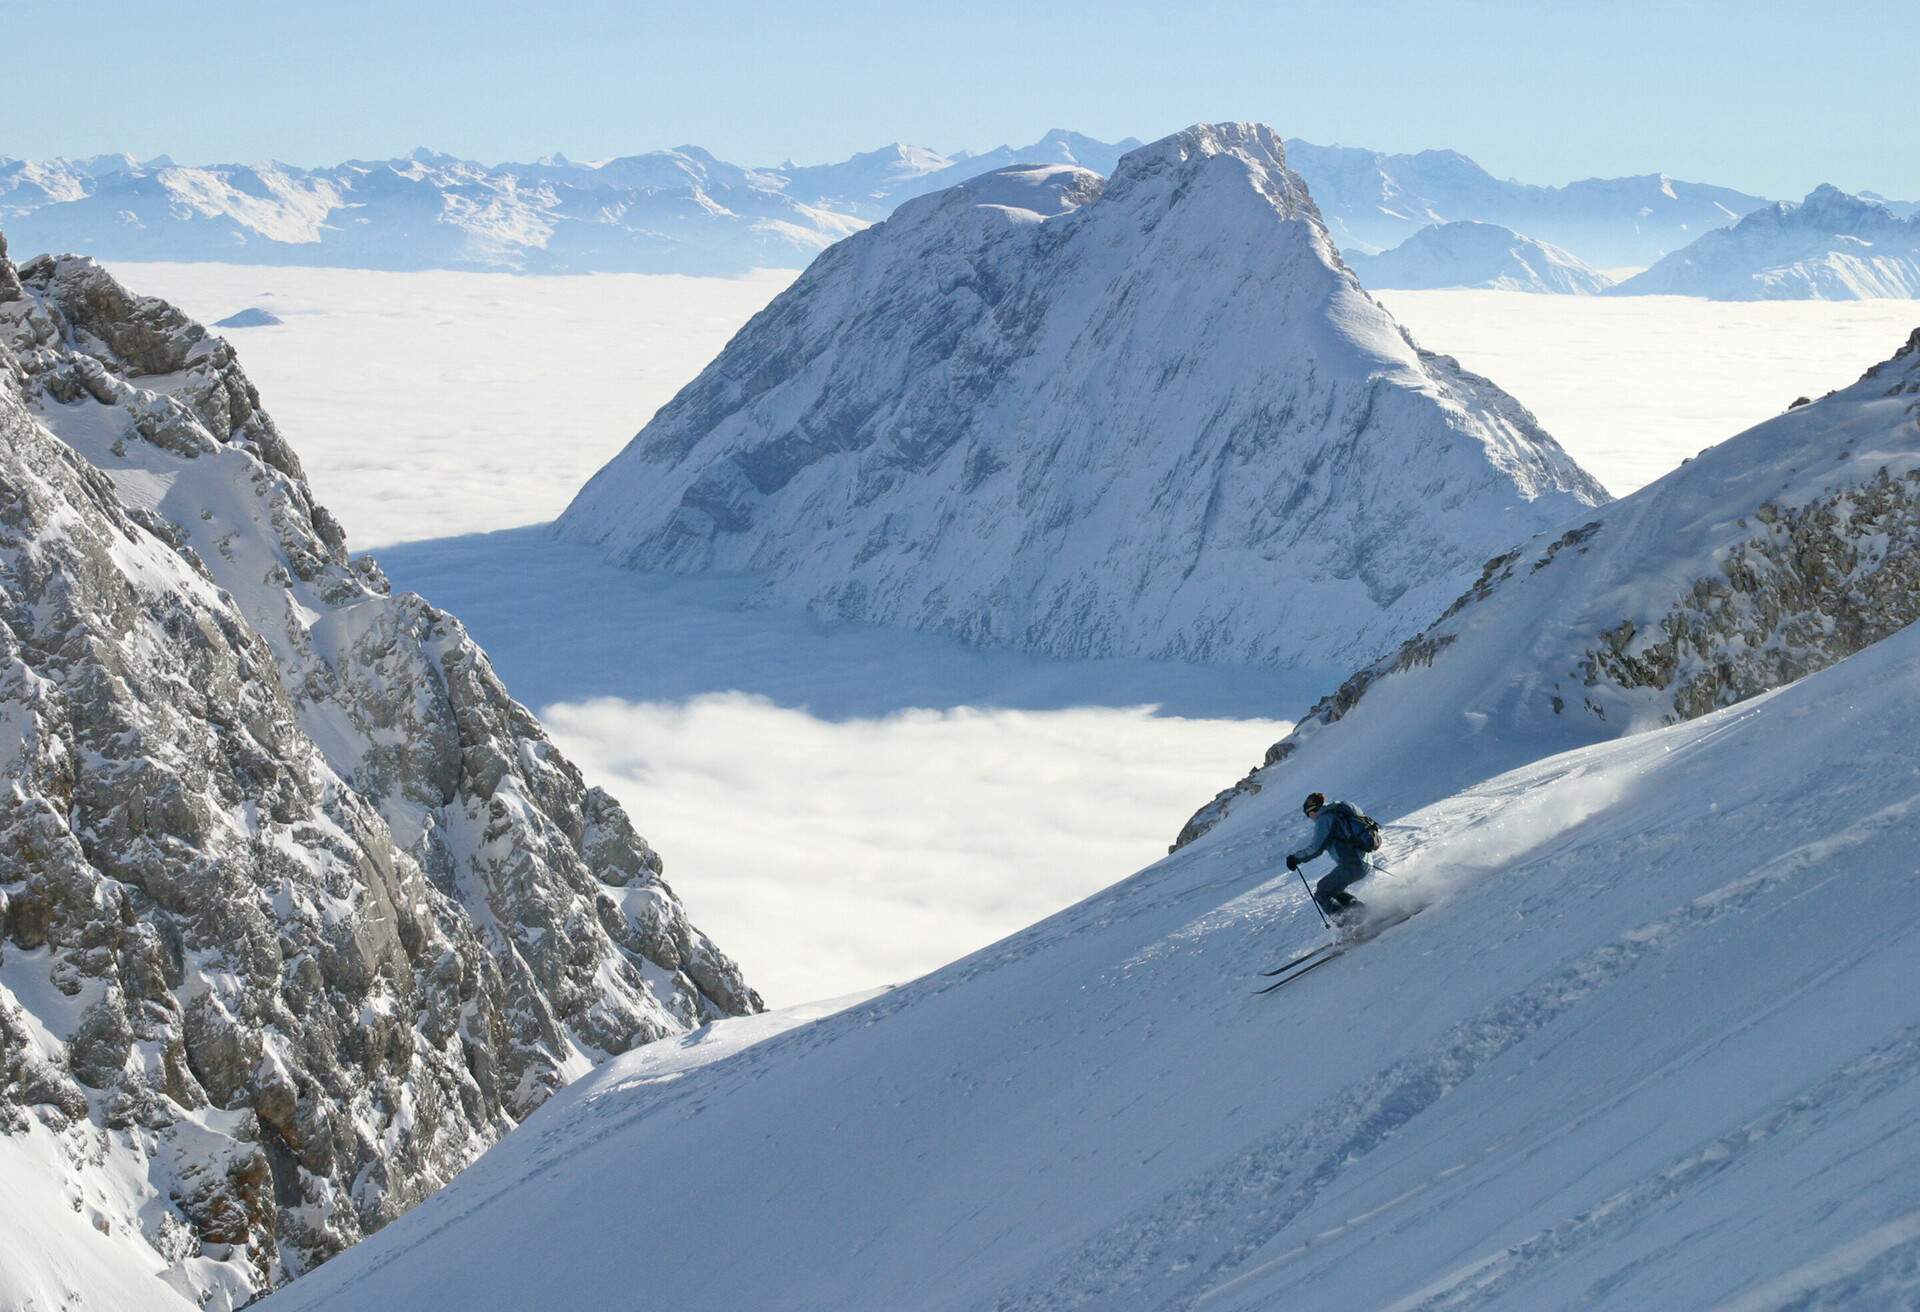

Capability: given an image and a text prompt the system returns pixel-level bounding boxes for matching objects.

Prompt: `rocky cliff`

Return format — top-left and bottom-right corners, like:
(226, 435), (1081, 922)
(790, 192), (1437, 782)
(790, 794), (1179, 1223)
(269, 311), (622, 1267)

(0, 232), (757, 1310)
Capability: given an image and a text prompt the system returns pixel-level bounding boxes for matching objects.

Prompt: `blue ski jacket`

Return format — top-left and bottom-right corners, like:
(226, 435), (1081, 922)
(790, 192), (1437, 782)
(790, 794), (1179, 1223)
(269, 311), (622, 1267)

(1289, 802), (1373, 871)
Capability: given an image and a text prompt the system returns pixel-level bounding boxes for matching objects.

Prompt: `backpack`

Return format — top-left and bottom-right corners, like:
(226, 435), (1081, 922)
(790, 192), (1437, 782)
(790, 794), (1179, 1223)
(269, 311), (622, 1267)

(1326, 801), (1381, 853)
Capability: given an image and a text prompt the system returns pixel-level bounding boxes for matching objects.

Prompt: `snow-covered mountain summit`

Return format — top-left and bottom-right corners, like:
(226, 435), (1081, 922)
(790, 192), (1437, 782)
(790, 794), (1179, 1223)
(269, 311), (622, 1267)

(1180, 324), (1920, 848)
(1345, 220), (1615, 293)
(0, 232), (756, 1309)
(1615, 184), (1920, 299)
(557, 122), (1607, 671)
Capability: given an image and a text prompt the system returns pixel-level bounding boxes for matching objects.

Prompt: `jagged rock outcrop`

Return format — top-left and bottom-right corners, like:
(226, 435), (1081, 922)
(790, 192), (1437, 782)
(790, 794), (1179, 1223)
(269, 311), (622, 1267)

(0, 233), (758, 1310)
(559, 123), (1608, 672)
(1177, 326), (1920, 850)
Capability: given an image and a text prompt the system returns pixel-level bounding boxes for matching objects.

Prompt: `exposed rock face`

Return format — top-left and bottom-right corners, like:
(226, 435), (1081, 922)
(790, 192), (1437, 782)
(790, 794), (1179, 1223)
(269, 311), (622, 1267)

(559, 123), (1608, 672)
(1176, 327), (1920, 851)
(0, 237), (758, 1309)
(1615, 186), (1920, 300)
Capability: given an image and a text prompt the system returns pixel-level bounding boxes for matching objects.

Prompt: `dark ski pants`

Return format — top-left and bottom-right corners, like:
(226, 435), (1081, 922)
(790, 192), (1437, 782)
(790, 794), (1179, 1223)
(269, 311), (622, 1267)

(1314, 863), (1368, 917)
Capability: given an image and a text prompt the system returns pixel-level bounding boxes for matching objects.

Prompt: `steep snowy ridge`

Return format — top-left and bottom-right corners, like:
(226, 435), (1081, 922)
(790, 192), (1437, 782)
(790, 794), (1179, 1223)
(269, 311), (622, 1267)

(1346, 221), (1614, 294)
(261, 536), (1920, 1310)
(0, 232), (756, 1309)
(1180, 325), (1920, 848)
(1616, 185), (1920, 300)
(558, 123), (1607, 671)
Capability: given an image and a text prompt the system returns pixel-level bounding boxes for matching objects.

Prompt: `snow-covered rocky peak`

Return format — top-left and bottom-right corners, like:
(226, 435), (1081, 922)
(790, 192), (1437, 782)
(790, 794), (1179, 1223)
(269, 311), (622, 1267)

(557, 123), (1606, 671)
(1097, 121), (1310, 213)
(1346, 220), (1616, 293)
(1179, 324), (1920, 848)
(0, 233), (757, 1309)
(1797, 181), (1886, 221)
(1615, 185), (1920, 299)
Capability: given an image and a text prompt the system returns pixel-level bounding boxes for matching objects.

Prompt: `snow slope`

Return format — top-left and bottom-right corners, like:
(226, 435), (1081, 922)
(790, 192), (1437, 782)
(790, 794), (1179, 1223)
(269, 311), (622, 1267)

(1616, 185), (1920, 300)
(1280, 140), (1768, 267)
(262, 574), (1920, 1311)
(1346, 221), (1614, 294)
(558, 123), (1606, 671)
(1180, 326), (1920, 848)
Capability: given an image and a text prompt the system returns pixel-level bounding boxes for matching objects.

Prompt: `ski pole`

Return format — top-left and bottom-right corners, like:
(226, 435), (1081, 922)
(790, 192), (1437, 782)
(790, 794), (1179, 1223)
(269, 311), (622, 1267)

(1296, 864), (1330, 929)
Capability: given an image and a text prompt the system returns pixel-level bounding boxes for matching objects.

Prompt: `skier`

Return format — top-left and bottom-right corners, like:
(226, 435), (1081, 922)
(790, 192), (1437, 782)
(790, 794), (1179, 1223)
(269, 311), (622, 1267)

(1285, 791), (1380, 923)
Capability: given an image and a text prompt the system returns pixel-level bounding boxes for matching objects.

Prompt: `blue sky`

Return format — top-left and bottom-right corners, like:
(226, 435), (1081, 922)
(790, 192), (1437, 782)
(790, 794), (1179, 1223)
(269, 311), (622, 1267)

(4, 0), (1909, 199)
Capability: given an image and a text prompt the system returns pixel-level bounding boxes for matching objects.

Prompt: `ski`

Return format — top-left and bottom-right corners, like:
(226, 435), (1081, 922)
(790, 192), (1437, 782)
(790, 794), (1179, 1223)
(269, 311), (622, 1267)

(1255, 948), (1345, 994)
(1260, 941), (1339, 976)
(1253, 906), (1426, 996)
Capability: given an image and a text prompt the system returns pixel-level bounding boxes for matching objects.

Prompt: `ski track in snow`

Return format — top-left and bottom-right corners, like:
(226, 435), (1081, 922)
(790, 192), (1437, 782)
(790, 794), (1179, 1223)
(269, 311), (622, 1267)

(1009, 777), (1920, 1311)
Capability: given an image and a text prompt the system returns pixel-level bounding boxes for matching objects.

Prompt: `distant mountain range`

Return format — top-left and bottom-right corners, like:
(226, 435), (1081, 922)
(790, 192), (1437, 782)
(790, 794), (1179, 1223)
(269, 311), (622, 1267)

(1612, 184), (1920, 299)
(0, 132), (1137, 276)
(6, 135), (1913, 295)
(1280, 140), (1772, 268)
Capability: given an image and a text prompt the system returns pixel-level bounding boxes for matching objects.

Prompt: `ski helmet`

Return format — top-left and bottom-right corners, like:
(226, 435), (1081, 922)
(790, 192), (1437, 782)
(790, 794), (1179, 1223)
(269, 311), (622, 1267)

(1302, 791), (1325, 816)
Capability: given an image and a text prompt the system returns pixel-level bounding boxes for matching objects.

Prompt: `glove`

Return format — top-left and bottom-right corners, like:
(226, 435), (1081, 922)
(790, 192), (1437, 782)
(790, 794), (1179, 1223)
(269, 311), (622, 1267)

(1285, 854), (1299, 872)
